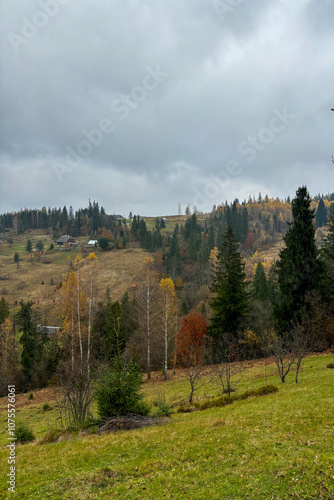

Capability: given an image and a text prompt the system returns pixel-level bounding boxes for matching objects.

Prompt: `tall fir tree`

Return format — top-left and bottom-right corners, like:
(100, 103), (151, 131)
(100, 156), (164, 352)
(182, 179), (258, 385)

(26, 239), (32, 252)
(15, 301), (41, 385)
(252, 263), (268, 302)
(275, 186), (323, 333)
(209, 225), (249, 345)
(315, 198), (327, 227)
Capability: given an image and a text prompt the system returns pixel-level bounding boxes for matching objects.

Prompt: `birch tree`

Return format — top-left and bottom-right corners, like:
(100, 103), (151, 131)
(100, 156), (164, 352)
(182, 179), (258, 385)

(159, 278), (177, 381)
(136, 258), (159, 379)
(85, 253), (97, 378)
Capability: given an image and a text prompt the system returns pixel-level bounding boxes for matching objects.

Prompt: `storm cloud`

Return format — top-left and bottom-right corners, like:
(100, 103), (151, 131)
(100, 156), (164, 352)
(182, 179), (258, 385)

(0, 0), (333, 215)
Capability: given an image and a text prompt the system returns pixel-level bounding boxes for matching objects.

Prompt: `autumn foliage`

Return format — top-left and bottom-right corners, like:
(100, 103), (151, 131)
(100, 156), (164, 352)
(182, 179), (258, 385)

(176, 311), (207, 367)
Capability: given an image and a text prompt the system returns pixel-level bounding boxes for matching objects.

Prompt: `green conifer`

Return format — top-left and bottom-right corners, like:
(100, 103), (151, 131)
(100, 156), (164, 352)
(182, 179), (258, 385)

(209, 225), (249, 343)
(275, 186), (323, 333)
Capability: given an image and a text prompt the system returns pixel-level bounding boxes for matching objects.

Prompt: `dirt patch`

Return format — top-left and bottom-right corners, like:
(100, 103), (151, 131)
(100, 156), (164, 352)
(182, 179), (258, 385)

(0, 387), (56, 414)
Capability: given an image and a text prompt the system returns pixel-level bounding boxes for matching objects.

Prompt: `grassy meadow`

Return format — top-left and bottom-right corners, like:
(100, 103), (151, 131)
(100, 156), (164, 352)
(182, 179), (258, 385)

(0, 230), (148, 323)
(0, 353), (333, 499)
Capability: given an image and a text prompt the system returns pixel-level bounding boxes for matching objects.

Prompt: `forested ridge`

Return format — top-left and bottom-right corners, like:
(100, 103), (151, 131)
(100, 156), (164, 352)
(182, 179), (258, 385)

(1, 187), (333, 397)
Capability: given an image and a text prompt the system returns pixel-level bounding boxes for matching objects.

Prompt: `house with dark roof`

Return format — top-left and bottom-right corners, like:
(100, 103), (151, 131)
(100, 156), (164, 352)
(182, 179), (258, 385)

(56, 235), (77, 247)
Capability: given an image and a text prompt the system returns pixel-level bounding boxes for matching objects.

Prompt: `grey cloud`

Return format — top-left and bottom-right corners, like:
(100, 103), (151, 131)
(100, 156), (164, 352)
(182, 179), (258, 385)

(0, 0), (333, 215)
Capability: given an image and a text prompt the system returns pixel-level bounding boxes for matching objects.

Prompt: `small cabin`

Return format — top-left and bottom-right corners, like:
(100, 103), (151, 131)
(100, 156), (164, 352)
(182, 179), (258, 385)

(37, 325), (61, 338)
(56, 235), (77, 247)
(88, 240), (98, 247)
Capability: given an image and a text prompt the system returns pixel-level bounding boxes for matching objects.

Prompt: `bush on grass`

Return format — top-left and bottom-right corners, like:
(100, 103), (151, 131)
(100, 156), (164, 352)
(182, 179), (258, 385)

(14, 421), (35, 443)
(194, 385), (279, 411)
(96, 360), (150, 418)
(41, 429), (63, 444)
(151, 402), (173, 417)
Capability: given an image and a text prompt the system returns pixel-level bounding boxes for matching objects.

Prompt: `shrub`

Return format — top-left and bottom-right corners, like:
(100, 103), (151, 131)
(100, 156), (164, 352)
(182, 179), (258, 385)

(28, 393), (34, 400)
(96, 360), (150, 418)
(327, 363), (334, 369)
(176, 405), (193, 413)
(198, 395), (233, 410)
(41, 428), (63, 444)
(42, 403), (52, 412)
(151, 402), (173, 418)
(153, 388), (166, 407)
(14, 422), (35, 443)
(195, 385), (279, 411)
(35, 240), (44, 251)
(254, 385), (279, 396)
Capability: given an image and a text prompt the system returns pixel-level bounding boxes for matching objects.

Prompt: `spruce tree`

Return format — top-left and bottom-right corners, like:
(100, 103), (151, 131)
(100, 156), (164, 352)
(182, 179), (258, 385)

(167, 230), (182, 279)
(267, 265), (279, 306)
(180, 299), (189, 317)
(26, 239), (32, 252)
(241, 206), (249, 242)
(275, 186), (323, 333)
(15, 301), (40, 385)
(208, 225), (215, 250)
(252, 263), (268, 302)
(315, 198), (327, 227)
(209, 225), (249, 344)
(119, 292), (138, 345)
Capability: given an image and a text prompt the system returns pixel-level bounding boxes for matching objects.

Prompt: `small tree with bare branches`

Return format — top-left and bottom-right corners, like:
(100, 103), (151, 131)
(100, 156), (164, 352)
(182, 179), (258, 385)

(211, 336), (246, 397)
(272, 333), (295, 383)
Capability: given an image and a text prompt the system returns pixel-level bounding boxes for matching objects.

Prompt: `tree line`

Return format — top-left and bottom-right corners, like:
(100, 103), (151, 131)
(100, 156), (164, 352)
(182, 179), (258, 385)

(1, 186), (333, 420)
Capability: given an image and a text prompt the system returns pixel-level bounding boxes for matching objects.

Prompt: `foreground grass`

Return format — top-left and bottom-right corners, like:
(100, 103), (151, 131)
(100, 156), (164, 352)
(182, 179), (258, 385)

(0, 354), (333, 499)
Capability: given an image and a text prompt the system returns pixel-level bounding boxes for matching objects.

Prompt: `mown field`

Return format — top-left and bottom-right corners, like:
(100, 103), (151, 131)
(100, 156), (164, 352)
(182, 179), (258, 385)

(0, 353), (333, 499)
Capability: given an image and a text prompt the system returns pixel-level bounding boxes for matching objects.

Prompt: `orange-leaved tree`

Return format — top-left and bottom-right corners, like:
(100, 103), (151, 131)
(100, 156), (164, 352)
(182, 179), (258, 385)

(176, 310), (207, 367)
(176, 310), (209, 403)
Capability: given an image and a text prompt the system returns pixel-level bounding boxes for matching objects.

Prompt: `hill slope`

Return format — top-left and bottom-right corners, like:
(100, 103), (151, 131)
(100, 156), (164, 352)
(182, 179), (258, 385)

(0, 353), (333, 499)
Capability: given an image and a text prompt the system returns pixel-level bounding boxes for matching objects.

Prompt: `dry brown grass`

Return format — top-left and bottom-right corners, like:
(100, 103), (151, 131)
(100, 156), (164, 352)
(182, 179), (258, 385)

(0, 230), (149, 322)
(0, 387), (55, 412)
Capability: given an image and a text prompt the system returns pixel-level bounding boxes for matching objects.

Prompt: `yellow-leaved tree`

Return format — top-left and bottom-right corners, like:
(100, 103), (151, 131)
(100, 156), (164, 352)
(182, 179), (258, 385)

(59, 252), (98, 425)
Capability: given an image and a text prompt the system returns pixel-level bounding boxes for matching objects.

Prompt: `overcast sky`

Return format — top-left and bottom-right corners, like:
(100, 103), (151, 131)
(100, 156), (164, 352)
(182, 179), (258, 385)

(0, 0), (333, 216)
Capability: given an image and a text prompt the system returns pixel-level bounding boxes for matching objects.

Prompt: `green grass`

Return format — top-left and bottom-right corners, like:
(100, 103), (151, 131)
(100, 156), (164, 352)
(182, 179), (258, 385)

(0, 354), (334, 499)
